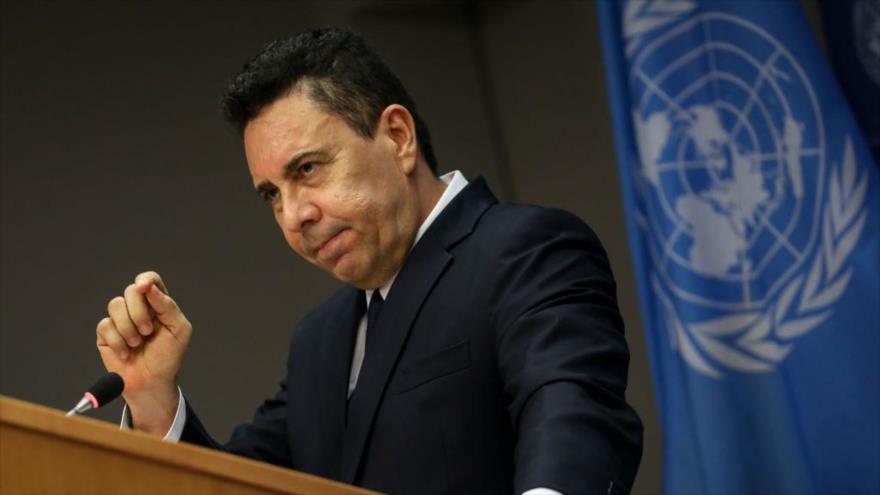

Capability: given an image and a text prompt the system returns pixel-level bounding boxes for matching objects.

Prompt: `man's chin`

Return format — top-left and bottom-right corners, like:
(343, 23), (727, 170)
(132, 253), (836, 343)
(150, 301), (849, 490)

(316, 251), (394, 289)
(322, 256), (366, 287)
(328, 263), (386, 290)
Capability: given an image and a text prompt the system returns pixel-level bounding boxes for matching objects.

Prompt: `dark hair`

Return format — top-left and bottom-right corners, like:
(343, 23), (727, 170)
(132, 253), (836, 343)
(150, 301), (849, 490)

(222, 27), (438, 174)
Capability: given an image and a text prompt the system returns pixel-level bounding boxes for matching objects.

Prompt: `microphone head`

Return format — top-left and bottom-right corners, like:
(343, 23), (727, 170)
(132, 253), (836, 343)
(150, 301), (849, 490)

(86, 372), (125, 408)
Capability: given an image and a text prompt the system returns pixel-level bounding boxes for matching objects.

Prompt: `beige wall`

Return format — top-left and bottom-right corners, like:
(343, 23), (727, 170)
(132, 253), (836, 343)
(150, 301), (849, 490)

(0, 1), (660, 492)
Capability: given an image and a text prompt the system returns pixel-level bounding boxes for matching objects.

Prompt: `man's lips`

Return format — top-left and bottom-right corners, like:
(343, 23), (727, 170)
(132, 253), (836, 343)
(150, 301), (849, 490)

(312, 228), (346, 258)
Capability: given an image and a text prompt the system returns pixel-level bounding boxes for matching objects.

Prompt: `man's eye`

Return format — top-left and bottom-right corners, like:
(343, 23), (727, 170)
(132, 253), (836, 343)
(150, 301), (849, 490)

(299, 163), (316, 175)
(260, 188), (279, 203)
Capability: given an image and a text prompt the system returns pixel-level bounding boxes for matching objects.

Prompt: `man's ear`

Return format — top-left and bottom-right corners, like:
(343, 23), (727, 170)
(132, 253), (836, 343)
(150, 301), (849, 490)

(378, 104), (418, 175)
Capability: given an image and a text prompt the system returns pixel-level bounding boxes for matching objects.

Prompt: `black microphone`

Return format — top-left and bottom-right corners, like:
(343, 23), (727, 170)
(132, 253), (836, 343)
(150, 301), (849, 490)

(66, 372), (125, 416)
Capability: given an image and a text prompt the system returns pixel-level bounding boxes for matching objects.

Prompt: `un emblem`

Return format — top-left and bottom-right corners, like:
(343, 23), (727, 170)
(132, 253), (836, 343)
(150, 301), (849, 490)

(626, 8), (870, 377)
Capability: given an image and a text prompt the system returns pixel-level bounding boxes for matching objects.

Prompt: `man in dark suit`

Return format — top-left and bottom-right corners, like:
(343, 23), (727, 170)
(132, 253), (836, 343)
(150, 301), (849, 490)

(96, 28), (642, 494)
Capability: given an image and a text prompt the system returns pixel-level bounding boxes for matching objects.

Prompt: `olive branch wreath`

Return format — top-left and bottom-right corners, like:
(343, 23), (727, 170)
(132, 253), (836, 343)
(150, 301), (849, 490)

(657, 138), (870, 378)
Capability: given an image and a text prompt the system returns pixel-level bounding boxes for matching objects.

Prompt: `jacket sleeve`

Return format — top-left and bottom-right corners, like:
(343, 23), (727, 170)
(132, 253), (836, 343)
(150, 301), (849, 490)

(179, 378), (291, 469)
(490, 208), (643, 495)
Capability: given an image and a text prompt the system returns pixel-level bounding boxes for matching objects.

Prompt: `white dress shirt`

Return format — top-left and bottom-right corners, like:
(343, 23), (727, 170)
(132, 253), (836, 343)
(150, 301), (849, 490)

(120, 170), (561, 495)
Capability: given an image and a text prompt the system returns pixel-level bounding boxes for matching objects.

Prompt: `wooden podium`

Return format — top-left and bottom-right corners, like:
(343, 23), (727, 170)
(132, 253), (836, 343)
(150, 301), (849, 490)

(0, 396), (375, 494)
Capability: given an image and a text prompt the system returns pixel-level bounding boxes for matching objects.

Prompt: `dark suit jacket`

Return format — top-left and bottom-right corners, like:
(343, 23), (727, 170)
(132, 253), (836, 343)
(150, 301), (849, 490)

(181, 178), (643, 494)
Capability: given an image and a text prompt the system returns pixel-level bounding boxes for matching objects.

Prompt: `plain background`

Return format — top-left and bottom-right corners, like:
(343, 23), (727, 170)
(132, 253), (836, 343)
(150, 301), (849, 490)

(0, 1), (827, 493)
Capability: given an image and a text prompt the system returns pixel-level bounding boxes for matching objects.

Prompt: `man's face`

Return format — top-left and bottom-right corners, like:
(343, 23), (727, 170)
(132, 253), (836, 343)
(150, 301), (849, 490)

(244, 89), (421, 289)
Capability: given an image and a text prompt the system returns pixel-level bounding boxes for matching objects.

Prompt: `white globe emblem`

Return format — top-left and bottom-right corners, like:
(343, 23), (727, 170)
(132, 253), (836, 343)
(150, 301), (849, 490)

(625, 8), (870, 377)
(630, 13), (825, 311)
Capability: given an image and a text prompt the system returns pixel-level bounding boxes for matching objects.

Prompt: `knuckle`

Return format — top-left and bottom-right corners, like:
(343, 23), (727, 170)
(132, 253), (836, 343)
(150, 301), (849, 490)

(107, 296), (124, 313)
(126, 294), (146, 315)
(103, 329), (121, 346)
(135, 271), (156, 284)
(116, 323), (135, 337)
(131, 313), (148, 327)
(96, 317), (110, 335)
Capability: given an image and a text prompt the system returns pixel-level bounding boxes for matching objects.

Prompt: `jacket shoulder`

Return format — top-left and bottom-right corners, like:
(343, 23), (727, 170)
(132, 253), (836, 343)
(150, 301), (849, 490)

(475, 203), (603, 250)
(291, 286), (357, 342)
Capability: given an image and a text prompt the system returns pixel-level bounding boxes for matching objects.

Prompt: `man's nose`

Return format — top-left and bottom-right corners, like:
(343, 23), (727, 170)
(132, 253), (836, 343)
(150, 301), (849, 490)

(280, 193), (320, 232)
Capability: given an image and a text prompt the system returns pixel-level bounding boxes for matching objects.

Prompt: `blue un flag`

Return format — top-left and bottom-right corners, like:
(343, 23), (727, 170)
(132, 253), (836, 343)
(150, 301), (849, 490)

(597, 1), (880, 493)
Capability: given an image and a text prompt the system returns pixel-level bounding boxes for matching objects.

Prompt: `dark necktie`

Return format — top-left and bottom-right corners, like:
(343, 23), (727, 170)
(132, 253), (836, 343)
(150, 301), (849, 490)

(347, 291), (383, 415)
(366, 290), (384, 348)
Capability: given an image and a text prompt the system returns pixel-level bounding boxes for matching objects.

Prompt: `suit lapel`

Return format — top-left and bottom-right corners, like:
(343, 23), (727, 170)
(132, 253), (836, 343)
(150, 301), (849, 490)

(340, 235), (451, 482)
(338, 177), (498, 483)
(310, 286), (363, 475)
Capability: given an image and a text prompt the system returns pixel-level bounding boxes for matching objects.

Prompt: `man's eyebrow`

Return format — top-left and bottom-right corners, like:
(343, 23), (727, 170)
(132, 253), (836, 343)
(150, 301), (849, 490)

(254, 180), (275, 195)
(282, 149), (331, 179)
(252, 148), (333, 195)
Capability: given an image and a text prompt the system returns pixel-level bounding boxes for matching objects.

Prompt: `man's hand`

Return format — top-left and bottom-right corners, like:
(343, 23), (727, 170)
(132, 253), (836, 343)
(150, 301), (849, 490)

(96, 271), (192, 435)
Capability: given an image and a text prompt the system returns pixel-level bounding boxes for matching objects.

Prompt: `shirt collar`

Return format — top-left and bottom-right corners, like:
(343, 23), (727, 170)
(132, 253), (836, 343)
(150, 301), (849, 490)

(366, 170), (468, 306)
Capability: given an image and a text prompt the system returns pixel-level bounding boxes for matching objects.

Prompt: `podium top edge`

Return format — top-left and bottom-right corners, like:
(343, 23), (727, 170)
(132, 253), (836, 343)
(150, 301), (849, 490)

(1, 395), (376, 495)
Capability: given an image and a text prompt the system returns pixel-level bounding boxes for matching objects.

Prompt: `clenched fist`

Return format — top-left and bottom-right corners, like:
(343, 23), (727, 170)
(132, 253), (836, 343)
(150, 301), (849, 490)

(96, 271), (192, 434)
